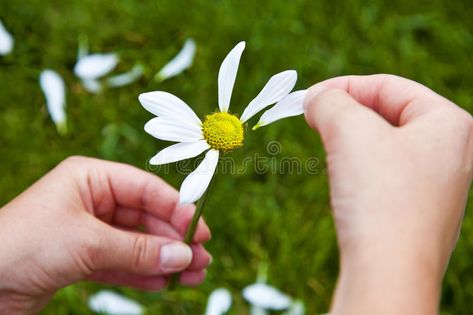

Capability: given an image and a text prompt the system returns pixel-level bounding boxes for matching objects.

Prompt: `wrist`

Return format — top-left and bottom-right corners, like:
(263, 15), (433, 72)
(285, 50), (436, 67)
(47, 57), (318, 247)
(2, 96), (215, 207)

(332, 238), (443, 315)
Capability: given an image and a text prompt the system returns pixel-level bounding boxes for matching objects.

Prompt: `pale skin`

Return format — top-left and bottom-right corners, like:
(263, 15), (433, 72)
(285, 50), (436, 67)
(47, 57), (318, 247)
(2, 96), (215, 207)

(304, 74), (473, 314)
(0, 74), (471, 314)
(0, 157), (212, 314)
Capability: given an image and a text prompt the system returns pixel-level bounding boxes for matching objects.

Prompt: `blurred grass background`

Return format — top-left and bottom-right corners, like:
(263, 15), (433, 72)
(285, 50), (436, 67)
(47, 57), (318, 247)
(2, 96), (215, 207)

(1, 0), (472, 314)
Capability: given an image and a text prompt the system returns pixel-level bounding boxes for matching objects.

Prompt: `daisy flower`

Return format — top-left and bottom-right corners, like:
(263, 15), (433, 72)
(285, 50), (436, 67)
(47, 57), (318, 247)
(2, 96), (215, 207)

(139, 41), (305, 205)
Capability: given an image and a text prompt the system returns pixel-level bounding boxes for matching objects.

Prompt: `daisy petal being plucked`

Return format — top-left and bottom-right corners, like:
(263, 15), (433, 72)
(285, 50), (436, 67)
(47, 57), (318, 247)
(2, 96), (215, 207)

(139, 41), (305, 205)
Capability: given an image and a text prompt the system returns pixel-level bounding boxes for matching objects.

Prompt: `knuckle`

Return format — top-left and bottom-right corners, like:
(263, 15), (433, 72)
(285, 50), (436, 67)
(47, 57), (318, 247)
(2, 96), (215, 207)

(443, 109), (473, 133)
(82, 230), (104, 271)
(58, 156), (91, 171)
(458, 110), (473, 130)
(130, 235), (149, 269)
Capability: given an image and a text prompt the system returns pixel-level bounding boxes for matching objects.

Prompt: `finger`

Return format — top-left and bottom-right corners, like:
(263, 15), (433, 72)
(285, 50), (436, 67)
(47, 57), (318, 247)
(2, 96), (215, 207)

(186, 244), (212, 271)
(142, 212), (183, 239)
(304, 87), (388, 146)
(179, 270), (207, 287)
(110, 227), (211, 271)
(93, 224), (193, 276)
(88, 271), (167, 291)
(76, 158), (181, 222)
(113, 205), (211, 244)
(112, 206), (143, 227)
(309, 74), (452, 126)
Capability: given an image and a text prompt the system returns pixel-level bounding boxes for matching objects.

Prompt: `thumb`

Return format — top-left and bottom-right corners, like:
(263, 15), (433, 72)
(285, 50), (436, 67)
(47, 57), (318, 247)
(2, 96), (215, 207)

(92, 225), (193, 276)
(303, 86), (386, 146)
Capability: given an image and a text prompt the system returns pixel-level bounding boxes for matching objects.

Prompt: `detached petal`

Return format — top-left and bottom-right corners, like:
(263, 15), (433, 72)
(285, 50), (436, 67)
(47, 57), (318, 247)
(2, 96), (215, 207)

(242, 283), (292, 310)
(240, 70), (297, 123)
(106, 64), (144, 87)
(88, 290), (143, 315)
(205, 288), (233, 315)
(139, 91), (201, 126)
(145, 117), (203, 142)
(74, 53), (119, 80)
(179, 149), (219, 204)
(150, 140), (210, 165)
(0, 19), (13, 55)
(39, 70), (67, 135)
(218, 41), (245, 112)
(253, 90), (307, 130)
(155, 38), (196, 82)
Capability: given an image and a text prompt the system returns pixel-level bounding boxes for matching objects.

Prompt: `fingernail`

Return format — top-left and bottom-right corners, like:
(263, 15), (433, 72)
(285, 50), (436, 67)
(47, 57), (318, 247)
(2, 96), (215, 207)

(160, 242), (193, 271)
(304, 86), (328, 110)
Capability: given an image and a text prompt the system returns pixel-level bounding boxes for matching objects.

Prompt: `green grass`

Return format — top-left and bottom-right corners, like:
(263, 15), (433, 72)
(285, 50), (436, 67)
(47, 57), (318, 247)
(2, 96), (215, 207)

(1, 0), (472, 314)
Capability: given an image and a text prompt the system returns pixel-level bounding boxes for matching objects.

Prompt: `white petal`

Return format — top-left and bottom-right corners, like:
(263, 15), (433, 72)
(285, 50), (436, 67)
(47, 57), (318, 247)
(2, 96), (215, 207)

(39, 70), (67, 135)
(240, 70), (297, 123)
(283, 301), (306, 315)
(106, 64), (144, 87)
(145, 117), (203, 142)
(81, 78), (103, 93)
(218, 41), (245, 112)
(74, 53), (119, 80)
(88, 290), (143, 315)
(253, 90), (307, 129)
(0, 19), (14, 55)
(139, 91), (201, 126)
(155, 38), (196, 82)
(179, 149), (219, 204)
(242, 283), (292, 310)
(205, 288), (233, 315)
(150, 140), (210, 165)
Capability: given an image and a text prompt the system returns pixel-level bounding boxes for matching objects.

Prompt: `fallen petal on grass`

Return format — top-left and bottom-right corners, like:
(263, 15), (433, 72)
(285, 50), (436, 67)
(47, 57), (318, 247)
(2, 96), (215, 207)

(88, 290), (144, 315)
(205, 288), (233, 315)
(39, 69), (67, 135)
(154, 38), (196, 82)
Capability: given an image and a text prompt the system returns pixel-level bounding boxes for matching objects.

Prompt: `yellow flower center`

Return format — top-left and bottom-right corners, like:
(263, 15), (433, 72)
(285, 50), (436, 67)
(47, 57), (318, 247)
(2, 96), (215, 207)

(202, 112), (244, 152)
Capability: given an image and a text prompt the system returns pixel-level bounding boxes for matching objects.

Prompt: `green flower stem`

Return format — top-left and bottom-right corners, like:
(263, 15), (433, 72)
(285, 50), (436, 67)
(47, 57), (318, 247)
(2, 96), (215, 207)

(168, 176), (214, 289)
(183, 180), (212, 244)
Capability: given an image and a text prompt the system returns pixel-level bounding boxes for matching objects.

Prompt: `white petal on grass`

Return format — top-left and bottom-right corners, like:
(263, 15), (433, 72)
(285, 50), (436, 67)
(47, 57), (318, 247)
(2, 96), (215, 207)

(155, 38), (196, 82)
(253, 90), (307, 130)
(88, 290), (143, 315)
(150, 140), (210, 165)
(205, 288), (232, 315)
(39, 70), (67, 135)
(0, 19), (14, 55)
(217, 41), (245, 112)
(106, 64), (144, 87)
(81, 78), (102, 93)
(179, 149), (219, 204)
(74, 53), (119, 80)
(145, 117), (203, 143)
(240, 70), (297, 123)
(243, 283), (292, 310)
(139, 91), (202, 126)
